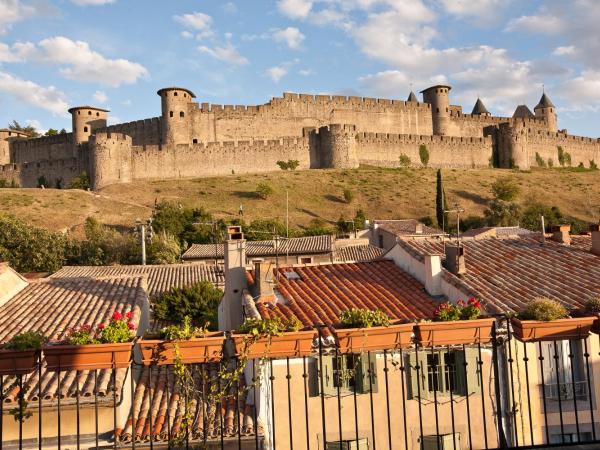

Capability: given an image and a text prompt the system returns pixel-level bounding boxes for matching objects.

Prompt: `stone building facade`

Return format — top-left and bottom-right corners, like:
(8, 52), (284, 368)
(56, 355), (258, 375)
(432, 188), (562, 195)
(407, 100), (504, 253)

(1, 84), (598, 189)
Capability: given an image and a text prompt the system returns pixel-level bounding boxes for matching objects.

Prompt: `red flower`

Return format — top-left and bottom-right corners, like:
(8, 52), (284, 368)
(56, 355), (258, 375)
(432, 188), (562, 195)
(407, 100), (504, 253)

(112, 311), (122, 321)
(125, 311), (133, 320)
(457, 299), (465, 306)
(127, 322), (136, 330)
(98, 323), (105, 330)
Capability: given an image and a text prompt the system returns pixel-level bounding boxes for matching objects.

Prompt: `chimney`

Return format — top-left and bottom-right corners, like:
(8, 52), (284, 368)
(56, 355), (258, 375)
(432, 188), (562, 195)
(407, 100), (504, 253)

(591, 224), (600, 256)
(253, 259), (274, 299)
(444, 244), (466, 275)
(551, 224), (571, 245)
(219, 227), (247, 331)
(415, 223), (423, 235)
(424, 254), (443, 295)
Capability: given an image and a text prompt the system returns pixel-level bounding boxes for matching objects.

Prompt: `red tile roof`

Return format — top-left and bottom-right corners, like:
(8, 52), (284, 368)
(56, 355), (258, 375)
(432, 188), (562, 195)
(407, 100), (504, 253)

(0, 276), (146, 405)
(333, 244), (385, 262)
(257, 260), (438, 328)
(375, 219), (443, 237)
(401, 236), (600, 314)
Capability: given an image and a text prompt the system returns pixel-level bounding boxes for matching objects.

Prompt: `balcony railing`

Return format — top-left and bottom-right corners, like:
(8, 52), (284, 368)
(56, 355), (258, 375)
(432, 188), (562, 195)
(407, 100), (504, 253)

(1, 318), (600, 450)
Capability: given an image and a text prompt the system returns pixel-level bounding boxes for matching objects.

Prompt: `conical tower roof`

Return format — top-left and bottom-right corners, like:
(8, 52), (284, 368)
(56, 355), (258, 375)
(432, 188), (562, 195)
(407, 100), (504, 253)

(535, 92), (555, 109)
(407, 91), (418, 102)
(471, 98), (489, 115)
(513, 104), (535, 119)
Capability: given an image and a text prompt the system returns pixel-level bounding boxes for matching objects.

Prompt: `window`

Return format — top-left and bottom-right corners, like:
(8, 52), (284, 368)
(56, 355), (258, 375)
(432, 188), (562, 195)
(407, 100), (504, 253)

(83, 126), (88, 132)
(407, 348), (480, 399)
(317, 353), (378, 396)
(422, 434), (460, 450)
(180, 111), (185, 118)
(77, 111), (81, 115)
(378, 234), (384, 248)
(174, 92), (178, 96)
(326, 438), (369, 450)
(88, 111), (92, 115)
(436, 108), (439, 113)
(550, 432), (592, 444)
(169, 111), (174, 117)
(540, 340), (587, 401)
(96, 112), (99, 116)
(193, 138), (198, 144)
(298, 256), (313, 264)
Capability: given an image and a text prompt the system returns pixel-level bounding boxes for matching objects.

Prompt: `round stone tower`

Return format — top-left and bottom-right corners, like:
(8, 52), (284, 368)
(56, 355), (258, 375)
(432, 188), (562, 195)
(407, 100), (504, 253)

(534, 92), (557, 132)
(421, 85), (452, 136)
(318, 124), (359, 169)
(68, 106), (109, 146)
(157, 87), (195, 146)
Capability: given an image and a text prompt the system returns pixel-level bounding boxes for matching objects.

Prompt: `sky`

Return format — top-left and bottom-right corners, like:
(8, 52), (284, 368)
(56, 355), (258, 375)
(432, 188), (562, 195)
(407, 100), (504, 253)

(1, 0), (600, 136)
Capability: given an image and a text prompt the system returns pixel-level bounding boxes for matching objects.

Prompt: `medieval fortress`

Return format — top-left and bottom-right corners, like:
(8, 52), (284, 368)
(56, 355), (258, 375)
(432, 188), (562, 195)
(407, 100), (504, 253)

(1, 84), (599, 189)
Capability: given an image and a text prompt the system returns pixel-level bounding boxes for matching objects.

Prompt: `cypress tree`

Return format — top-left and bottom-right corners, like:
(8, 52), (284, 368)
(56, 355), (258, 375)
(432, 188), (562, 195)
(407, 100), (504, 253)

(436, 169), (445, 228)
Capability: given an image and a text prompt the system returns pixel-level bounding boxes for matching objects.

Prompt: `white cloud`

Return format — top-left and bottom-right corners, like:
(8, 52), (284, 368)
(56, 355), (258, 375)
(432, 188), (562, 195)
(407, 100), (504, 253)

(198, 42), (248, 65)
(180, 31), (193, 39)
(560, 70), (600, 111)
(70, 0), (115, 5)
(0, 71), (68, 115)
(359, 70), (411, 98)
(272, 27), (305, 50)
(441, 0), (512, 22)
(174, 12), (212, 30)
(13, 36), (148, 87)
(505, 14), (565, 34)
(0, 0), (40, 34)
(93, 90), (108, 103)
(299, 68), (314, 76)
(0, 42), (19, 62)
(277, 0), (313, 19)
(553, 46), (576, 56)
(266, 65), (288, 82)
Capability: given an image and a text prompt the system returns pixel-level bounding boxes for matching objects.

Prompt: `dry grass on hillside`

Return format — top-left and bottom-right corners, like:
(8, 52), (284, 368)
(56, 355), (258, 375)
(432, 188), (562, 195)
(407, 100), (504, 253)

(1, 166), (599, 234)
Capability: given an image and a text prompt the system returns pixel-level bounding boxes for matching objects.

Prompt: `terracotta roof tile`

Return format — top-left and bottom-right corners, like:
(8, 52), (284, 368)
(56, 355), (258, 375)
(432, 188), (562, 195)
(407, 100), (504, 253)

(258, 260), (437, 329)
(181, 235), (333, 260)
(375, 219), (443, 237)
(51, 264), (224, 298)
(333, 244), (385, 262)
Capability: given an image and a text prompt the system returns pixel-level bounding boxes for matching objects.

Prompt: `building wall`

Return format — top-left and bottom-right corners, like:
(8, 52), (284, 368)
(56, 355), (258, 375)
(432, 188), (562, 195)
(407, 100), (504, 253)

(357, 132), (493, 169)
(89, 132), (133, 189)
(0, 157), (81, 188)
(9, 133), (74, 164)
(99, 117), (161, 146)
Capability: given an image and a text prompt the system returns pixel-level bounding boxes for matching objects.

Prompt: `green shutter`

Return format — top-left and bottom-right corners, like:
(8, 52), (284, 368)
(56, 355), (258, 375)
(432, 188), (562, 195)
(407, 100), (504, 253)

(407, 351), (429, 400)
(464, 347), (482, 395)
(315, 355), (338, 396)
(356, 353), (378, 393)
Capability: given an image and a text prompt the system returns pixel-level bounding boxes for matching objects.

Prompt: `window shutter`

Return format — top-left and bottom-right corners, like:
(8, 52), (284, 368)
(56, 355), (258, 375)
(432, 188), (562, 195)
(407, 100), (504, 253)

(356, 353), (378, 393)
(464, 347), (482, 395)
(407, 351), (429, 399)
(315, 355), (338, 396)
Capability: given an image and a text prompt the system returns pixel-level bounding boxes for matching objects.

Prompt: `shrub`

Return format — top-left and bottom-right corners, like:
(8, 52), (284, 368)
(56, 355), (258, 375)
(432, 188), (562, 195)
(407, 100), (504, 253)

(484, 199), (521, 227)
(590, 160), (598, 170)
(519, 297), (568, 321)
(37, 176), (47, 188)
(557, 146), (565, 166)
(147, 232), (181, 264)
(68, 172), (90, 190)
(578, 162), (585, 168)
(547, 158), (553, 168)
(491, 177), (520, 201)
(419, 144), (429, 166)
(564, 152), (572, 166)
(535, 152), (545, 167)
(520, 202), (563, 231)
(158, 316), (208, 340)
(238, 316), (302, 335)
(338, 308), (391, 328)
(152, 200), (214, 245)
(343, 188), (354, 203)
(276, 160), (289, 170)
(256, 182), (274, 199)
(583, 298), (600, 315)
(287, 159), (300, 170)
(399, 154), (411, 167)
(3, 331), (46, 350)
(153, 281), (223, 329)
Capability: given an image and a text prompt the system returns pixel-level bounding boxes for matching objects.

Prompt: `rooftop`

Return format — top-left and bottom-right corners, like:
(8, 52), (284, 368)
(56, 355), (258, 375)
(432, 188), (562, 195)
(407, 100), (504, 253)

(471, 98), (490, 115)
(513, 104), (535, 119)
(375, 219), (443, 237)
(51, 263), (224, 297)
(67, 106), (110, 113)
(181, 235), (334, 261)
(535, 92), (555, 109)
(0, 275), (146, 405)
(400, 235), (600, 314)
(460, 226), (535, 239)
(333, 244), (385, 262)
(256, 260), (438, 329)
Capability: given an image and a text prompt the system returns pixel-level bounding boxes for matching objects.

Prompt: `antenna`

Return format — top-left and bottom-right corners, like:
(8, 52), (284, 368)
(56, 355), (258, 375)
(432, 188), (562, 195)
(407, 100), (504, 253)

(444, 204), (465, 245)
(540, 215), (546, 245)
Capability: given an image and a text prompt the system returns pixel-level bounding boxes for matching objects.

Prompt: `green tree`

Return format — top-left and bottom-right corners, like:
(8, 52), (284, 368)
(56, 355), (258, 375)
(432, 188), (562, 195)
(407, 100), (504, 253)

(302, 218), (335, 236)
(152, 201), (212, 245)
(287, 159), (300, 170)
(491, 177), (520, 201)
(153, 281), (223, 329)
(276, 160), (289, 170)
(435, 169), (446, 228)
(419, 144), (429, 166)
(45, 129), (58, 136)
(245, 218), (289, 241)
(37, 176), (47, 188)
(399, 154), (411, 167)
(8, 120), (39, 137)
(147, 232), (181, 264)
(68, 172), (91, 190)
(557, 146), (565, 166)
(256, 182), (274, 200)
(343, 188), (354, 203)
(520, 202), (564, 231)
(484, 199), (521, 227)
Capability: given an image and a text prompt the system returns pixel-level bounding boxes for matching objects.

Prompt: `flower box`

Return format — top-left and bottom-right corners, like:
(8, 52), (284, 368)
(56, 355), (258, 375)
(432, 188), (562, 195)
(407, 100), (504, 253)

(511, 317), (595, 342)
(414, 318), (495, 347)
(43, 342), (133, 371)
(334, 323), (414, 353)
(0, 349), (40, 376)
(139, 332), (225, 366)
(592, 315), (600, 335)
(232, 330), (316, 359)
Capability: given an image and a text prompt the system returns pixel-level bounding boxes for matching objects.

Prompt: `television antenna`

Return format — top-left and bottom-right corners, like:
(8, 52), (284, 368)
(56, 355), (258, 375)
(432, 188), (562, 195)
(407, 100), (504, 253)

(444, 204), (465, 246)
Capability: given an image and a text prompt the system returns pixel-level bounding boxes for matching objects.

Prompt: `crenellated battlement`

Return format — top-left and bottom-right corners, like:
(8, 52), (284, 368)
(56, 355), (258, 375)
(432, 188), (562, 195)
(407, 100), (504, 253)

(357, 132), (491, 144)
(91, 132), (132, 142)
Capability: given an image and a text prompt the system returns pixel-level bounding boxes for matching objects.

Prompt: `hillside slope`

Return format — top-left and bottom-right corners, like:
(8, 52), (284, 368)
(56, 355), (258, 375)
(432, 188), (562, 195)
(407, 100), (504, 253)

(1, 167), (598, 234)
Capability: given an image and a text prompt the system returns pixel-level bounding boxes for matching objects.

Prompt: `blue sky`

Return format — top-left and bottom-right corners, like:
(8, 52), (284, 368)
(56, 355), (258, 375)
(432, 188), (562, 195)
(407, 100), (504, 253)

(1, 0), (600, 136)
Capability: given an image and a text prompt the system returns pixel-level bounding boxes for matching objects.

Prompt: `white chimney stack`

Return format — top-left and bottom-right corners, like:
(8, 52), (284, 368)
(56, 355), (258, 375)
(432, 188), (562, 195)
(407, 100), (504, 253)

(551, 224), (571, 245)
(591, 224), (600, 256)
(219, 226), (247, 331)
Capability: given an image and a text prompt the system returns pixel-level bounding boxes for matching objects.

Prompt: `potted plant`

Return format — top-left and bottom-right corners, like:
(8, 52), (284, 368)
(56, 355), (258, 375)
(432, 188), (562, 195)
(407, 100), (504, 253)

(582, 298), (600, 334)
(0, 331), (46, 376)
(511, 297), (595, 342)
(414, 298), (495, 346)
(139, 316), (225, 365)
(43, 311), (136, 371)
(334, 308), (414, 353)
(231, 316), (315, 359)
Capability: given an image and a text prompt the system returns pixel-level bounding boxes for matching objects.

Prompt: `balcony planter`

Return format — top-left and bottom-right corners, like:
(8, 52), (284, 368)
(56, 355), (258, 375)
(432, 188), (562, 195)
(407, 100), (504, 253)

(334, 322), (414, 353)
(139, 332), (225, 366)
(231, 330), (316, 359)
(592, 315), (600, 335)
(414, 318), (495, 347)
(43, 342), (133, 371)
(510, 316), (595, 342)
(0, 349), (40, 376)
